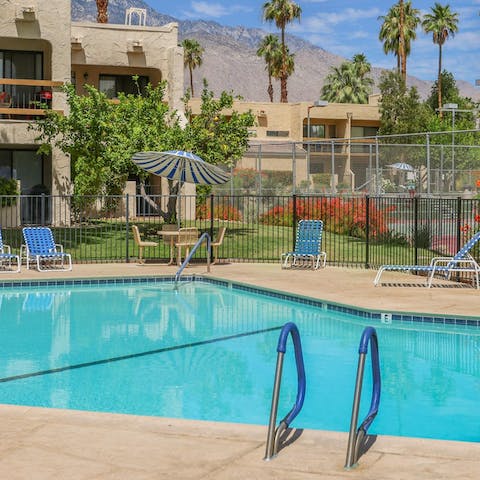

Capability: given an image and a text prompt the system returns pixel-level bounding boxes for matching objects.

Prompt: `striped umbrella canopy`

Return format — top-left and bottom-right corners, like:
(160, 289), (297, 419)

(387, 162), (414, 172)
(131, 150), (230, 185)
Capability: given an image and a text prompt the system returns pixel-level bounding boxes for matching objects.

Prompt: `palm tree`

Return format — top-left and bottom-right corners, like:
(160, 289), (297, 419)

(257, 35), (281, 102)
(422, 3), (459, 114)
(262, 0), (302, 103)
(378, 1), (420, 80)
(96, 0), (108, 23)
(321, 57), (373, 104)
(352, 53), (371, 80)
(182, 39), (204, 97)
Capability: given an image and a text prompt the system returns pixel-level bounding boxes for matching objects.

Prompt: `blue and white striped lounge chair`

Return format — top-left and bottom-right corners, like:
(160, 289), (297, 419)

(0, 228), (20, 273)
(22, 227), (72, 271)
(374, 230), (480, 288)
(281, 220), (327, 270)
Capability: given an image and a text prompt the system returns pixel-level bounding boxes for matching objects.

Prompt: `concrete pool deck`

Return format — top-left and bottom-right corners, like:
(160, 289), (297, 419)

(0, 262), (479, 479)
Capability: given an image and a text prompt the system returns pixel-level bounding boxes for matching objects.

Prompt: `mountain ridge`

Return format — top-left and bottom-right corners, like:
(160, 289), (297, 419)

(71, 0), (480, 102)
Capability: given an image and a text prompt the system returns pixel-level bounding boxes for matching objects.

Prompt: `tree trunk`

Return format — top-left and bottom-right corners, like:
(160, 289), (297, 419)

(96, 0), (108, 23)
(189, 65), (194, 96)
(437, 43), (443, 117)
(280, 27), (288, 103)
(267, 74), (274, 102)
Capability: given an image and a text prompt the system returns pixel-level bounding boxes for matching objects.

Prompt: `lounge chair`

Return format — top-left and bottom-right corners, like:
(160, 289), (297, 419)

(374, 230), (480, 288)
(132, 225), (158, 264)
(22, 227), (72, 271)
(211, 226), (226, 264)
(0, 228), (20, 273)
(281, 220), (327, 270)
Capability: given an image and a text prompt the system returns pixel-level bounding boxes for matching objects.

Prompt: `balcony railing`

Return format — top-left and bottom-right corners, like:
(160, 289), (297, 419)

(0, 78), (64, 118)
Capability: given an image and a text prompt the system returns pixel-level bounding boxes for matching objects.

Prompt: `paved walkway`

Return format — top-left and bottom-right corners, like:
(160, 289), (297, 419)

(0, 262), (479, 479)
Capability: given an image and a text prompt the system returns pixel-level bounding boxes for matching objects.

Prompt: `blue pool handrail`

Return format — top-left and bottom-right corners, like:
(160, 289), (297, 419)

(175, 232), (211, 284)
(264, 322), (306, 460)
(345, 326), (381, 469)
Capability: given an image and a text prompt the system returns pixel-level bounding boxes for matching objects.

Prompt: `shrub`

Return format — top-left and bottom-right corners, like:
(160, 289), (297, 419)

(0, 177), (19, 206)
(259, 197), (394, 241)
(197, 202), (243, 221)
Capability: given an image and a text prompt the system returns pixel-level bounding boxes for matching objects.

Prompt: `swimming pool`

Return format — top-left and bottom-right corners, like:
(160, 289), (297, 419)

(0, 277), (478, 443)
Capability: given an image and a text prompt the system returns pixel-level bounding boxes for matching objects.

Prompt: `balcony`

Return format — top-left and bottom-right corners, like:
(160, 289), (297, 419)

(0, 78), (64, 119)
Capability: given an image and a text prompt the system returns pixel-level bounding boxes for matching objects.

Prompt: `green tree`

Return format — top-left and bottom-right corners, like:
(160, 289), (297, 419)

(426, 70), (461, 111)
(32, 80), (254, 221)
(32, 82), (177, 199)
(256, 34), (281, 102)
(183, 82), (255, 169)
(422, 3), (459, 113)
(378, 70), (430, 136)
(262, 0), (301, 103)
(182, 39), (204, 97)
(378, 1), (421, 80)
(321, 55), (373, 104)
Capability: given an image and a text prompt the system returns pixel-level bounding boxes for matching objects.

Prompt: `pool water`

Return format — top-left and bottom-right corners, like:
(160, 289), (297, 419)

(0, 280), (478, 442)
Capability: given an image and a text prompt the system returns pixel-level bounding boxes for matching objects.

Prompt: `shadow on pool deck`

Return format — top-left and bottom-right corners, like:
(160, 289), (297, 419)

(0, 263), (479, 479)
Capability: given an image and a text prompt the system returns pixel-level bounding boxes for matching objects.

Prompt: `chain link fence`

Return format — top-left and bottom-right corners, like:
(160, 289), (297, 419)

(218, 130), (480, 196)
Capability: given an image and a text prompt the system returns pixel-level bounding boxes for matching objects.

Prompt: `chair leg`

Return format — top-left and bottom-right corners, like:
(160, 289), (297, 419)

(139, 246), (144, 263)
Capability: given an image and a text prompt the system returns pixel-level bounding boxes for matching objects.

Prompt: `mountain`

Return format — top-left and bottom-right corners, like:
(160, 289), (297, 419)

(71, 0), (480, 102)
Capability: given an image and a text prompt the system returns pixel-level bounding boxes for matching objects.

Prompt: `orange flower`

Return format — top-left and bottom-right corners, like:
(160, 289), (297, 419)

(476, 179), (480, 188)
(475, 214), (480, 223)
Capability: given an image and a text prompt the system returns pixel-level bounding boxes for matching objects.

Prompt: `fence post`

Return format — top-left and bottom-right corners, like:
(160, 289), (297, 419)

(292, 194), (297, 247)
(365, 196), (370, 268)
(41, 193), (45, 226)
(209, 194), (214, 258)
(125, 193), (130, 263)
(414, 195), (418, 265)
(456, 196), (462, 254)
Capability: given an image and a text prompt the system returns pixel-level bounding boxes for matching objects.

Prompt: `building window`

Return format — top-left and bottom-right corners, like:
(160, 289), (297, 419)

(303, 124), (325, 138)
(0, 50), (44, 107)
(266, 130), (289, 137)
(351, 126), (378, 138)
(99, 74), (149, 99)
(0, 150), (44, 194)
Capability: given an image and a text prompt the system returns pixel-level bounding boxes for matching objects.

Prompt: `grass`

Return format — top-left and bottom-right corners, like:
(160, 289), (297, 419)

(0, 220), (440, 267)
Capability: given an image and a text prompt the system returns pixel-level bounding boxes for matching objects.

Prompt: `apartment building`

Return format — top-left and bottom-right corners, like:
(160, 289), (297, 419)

(0, 0), (183, 218)
(188, 96), (381, 191)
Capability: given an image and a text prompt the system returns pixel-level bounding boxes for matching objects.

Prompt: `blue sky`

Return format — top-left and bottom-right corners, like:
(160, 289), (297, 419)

(144, 0), (480, 85)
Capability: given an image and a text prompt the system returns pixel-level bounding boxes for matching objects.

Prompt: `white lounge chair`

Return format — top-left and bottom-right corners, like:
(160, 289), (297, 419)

(374, 231), (480, 288)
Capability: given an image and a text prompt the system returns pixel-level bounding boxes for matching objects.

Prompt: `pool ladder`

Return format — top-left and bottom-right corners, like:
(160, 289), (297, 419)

(345, 326), (381, 469)
(264, 322), (306, 460)
(264, 323), (381, 469)
(175, 232), (211, 284)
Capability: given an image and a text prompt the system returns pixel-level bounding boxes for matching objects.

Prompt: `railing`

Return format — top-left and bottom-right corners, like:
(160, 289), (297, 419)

(0, 78), (64, 118)
(345, 326), (381, 469)
(264, 322), (306, 460)
(175, 232), (211, 283)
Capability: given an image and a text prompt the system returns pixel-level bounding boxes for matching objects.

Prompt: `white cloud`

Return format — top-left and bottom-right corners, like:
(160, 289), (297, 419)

(188, 1), (253, 19)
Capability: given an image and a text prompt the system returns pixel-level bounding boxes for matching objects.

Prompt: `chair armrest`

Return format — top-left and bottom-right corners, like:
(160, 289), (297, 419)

(55, 243), (64, 252)
(2, 244), (11, 254)
(431, 257), (480, 269)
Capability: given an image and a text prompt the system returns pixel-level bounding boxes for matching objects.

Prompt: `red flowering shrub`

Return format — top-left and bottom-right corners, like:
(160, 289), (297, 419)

(197, 203), (243, 221)
(259, 197), (391, 240)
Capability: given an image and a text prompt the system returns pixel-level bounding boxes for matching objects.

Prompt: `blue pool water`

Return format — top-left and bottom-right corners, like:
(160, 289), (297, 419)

(0, 279), (479, 443)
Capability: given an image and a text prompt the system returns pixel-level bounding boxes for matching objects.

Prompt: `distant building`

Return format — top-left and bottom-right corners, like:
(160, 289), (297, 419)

(188, 96), (381, 191)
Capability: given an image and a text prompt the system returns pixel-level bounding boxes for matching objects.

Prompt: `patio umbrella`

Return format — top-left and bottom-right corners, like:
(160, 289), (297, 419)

(132, 150), (230, 225)
(131, 150), (230, 185)
(387, 162), (414, 172)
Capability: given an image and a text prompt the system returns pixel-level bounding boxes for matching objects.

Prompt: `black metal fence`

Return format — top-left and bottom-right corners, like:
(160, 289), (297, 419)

(0, 194), (479, 270)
